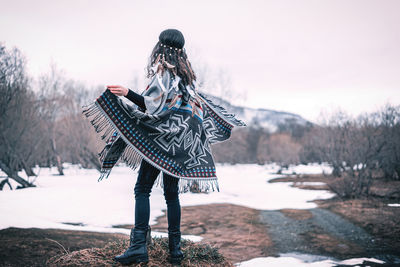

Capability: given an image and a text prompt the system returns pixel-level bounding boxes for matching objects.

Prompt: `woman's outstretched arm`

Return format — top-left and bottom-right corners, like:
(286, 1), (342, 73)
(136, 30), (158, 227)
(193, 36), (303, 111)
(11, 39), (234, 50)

(125, 89), (145, 109)
(107, 85), (146, 110)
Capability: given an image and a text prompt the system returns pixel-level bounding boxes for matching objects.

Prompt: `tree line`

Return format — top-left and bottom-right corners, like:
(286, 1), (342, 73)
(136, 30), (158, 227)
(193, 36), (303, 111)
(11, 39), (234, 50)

(214, 105), (400, 198)
(0, 44), (102, 190)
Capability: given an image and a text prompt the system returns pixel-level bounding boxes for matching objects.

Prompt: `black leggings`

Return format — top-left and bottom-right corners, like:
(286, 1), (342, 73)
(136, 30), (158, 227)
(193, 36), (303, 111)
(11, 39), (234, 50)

(134, 159), (181, 233)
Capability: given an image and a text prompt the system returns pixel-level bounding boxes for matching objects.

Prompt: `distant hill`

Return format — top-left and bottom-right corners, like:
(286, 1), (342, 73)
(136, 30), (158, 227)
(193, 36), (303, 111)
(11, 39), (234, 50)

(201, 93), (313, 132)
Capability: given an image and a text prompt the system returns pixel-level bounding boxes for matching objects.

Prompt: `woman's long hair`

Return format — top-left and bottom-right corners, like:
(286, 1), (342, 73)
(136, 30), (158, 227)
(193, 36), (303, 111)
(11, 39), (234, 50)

(147, 29), (196, 86)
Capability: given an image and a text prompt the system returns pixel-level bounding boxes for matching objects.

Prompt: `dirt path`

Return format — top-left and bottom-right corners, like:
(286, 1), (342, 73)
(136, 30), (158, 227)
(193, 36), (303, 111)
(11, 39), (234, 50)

(260, 208), (377, 257)
(259, 208), (400, 265)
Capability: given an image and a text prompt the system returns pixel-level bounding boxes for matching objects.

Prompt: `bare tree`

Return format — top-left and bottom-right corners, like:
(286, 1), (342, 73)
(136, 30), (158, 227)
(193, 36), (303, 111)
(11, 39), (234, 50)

(258, 132), (301, 167)
(0, 44), (40, 188)
(56, 81), (103, 170)
(376, 105), (400, 180)
(36, 63), (68, 174)
(301, 106), (400, 198)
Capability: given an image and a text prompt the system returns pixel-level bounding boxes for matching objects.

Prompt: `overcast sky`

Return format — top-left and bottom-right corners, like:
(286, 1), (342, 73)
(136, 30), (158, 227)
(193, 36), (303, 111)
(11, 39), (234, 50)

(1, 0), (399, 122)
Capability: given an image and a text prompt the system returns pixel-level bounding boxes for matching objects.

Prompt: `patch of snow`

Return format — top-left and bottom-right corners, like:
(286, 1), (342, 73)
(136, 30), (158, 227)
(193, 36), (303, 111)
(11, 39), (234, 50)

(339, 257), (385, 265)
(388, 203), (400, 207)
(279, 252), (331, 262)
(236, 254), (385, 267)
(236, 256), (333, 267)
(0, 163), (334, 237)
(151, 231), (202, 242)
(280, 163), (332, 175)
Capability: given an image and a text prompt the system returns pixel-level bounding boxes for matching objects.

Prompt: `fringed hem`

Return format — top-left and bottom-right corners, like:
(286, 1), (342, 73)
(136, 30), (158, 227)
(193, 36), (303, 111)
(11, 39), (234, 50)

(197, 92), (246, 127)
(82, 102), (119, 143)
(82, 101), (220, 193)
(99, 168), (112, 181)
(154, 172), (220, 193)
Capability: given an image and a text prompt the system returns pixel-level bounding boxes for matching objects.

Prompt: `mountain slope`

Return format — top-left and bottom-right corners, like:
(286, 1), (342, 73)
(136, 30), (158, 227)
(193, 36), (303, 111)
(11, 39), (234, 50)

(201, 93), (312, 132)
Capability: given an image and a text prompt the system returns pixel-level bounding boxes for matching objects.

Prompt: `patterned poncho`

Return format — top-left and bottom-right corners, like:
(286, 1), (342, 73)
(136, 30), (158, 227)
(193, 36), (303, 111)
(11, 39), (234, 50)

(82, 67), (245, 193)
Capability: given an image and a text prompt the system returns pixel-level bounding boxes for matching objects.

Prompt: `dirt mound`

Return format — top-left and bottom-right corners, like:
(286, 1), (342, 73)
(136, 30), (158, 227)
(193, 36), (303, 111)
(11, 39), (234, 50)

(47, 237), (233, 267)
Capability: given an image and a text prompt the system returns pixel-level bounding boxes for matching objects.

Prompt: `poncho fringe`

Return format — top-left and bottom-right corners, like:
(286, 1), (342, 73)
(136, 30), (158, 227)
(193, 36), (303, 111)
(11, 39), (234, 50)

(197, 92), (246, 127)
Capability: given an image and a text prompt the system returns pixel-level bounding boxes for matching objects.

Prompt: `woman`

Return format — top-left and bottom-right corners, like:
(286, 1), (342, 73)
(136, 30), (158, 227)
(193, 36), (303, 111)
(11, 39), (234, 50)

(82, 29), (245, 265)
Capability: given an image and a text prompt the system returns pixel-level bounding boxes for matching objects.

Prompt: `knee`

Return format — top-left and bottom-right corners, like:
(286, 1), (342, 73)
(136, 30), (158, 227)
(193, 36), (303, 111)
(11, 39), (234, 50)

(134, 183), (152, 198)
(164, 190), (179, 205)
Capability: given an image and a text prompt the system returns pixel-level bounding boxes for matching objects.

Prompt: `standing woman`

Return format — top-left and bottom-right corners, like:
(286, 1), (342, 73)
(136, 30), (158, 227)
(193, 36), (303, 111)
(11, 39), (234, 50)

(82, 29), (245, 265)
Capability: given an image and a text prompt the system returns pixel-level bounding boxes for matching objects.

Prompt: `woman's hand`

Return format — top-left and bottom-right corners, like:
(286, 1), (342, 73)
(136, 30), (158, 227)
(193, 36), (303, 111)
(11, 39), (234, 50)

(107, 85), (128, 96)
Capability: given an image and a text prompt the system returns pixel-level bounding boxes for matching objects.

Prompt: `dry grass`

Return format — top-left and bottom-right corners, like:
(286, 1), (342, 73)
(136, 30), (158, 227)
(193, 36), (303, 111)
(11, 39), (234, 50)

(47, 237), (233, 267)
(269, 174), (331, 190)
(280, 209), (313, 220)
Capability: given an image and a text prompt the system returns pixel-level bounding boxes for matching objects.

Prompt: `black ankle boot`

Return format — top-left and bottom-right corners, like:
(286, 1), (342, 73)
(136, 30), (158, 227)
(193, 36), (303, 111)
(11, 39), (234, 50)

(168, 231), (184, 265)
(114, 227), (149, 265)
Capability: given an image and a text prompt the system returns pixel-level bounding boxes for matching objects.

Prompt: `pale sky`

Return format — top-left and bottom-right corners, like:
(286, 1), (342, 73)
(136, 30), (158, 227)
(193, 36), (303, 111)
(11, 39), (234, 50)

(1, 0), (399, 122)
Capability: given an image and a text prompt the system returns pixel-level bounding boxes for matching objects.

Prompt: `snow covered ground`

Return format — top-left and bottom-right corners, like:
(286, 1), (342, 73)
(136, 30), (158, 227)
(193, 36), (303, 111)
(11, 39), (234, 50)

(0, 163), (334, 233)
(2, 163), (385, 265)
(179, 163), (334, 210)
